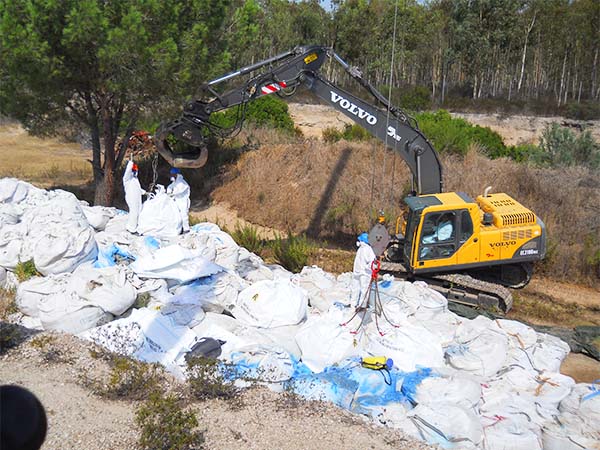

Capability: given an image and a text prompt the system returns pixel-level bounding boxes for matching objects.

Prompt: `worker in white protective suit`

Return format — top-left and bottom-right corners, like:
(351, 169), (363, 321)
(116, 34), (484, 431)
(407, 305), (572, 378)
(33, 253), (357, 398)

(167, 167), (191, 233)
(123, 160), (145, 233)
(351, 232), (377, 308)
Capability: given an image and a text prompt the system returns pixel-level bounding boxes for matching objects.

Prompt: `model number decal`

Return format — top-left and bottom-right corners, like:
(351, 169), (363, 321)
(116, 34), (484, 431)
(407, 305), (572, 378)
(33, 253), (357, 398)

(489, 241), (516, 248)
(519, 249), (539, 256)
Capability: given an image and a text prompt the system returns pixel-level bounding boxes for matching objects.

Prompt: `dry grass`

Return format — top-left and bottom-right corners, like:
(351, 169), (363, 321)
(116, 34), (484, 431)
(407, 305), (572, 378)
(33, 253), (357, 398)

(214, 138), (410, 242)
(214, 139), (600, 286)
(0, 124), (92, 187)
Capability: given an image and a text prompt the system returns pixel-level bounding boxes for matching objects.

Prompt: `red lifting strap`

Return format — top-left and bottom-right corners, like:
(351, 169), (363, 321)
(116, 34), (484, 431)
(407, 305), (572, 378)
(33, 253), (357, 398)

(370, 259), (381, 280)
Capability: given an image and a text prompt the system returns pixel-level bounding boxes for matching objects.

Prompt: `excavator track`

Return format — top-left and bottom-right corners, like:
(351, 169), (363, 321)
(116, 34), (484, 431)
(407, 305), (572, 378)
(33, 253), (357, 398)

(379, 261), (513, 314)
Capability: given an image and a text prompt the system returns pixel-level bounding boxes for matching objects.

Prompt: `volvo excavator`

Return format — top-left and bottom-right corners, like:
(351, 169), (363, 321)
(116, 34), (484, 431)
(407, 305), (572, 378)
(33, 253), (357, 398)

(154, 45), (546, 313)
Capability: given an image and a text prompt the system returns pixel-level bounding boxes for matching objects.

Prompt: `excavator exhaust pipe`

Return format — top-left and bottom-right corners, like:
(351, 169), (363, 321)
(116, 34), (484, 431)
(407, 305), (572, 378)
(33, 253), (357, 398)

(155, 120), (209, 168)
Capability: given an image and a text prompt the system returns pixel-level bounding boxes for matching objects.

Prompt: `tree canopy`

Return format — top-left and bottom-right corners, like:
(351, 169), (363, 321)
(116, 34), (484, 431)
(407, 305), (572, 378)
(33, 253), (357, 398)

(1, 0), (598, 204)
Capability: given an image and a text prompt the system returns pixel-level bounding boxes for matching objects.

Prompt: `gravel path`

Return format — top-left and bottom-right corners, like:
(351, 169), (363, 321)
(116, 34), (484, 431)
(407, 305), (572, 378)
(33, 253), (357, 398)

(0, 331), (435, 450)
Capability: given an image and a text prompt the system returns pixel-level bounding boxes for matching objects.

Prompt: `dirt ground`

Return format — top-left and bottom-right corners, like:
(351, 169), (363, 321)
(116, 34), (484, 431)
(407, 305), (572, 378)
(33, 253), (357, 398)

(0, 123), (92, 187)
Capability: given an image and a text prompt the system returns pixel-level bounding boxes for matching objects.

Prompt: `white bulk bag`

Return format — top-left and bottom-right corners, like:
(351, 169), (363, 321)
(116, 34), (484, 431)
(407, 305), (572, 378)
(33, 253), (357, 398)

(406, 402), (483, 448)
(31, 225), (97, 275)
(137, 190), (182, 237)
(446, 316), (509, 377)
(68, 265), (137, 316)
(366, 321), (444, 372)
(16, 274), (72, 317)
(0, 178), (31, 203)
(38, 291), (112, 334)
(0, 223), (27, 270)
(187, 228), (240, 269)
(482, 415), (543, 450)
(295, 308), (361, 373)
(170, 272), (245, 313)
(81, 204), (115, 231)
(415, 374), (481, 410)
(232, 278), (308, 328)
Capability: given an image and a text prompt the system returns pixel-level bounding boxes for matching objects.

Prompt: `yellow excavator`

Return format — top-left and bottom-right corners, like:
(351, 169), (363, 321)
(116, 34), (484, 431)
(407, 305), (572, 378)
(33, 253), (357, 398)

(154, 45), (546, 312)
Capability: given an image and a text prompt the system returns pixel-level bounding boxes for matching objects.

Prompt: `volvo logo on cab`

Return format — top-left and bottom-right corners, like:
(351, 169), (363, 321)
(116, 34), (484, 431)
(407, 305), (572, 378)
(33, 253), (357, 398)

(330, 91), (377, 125)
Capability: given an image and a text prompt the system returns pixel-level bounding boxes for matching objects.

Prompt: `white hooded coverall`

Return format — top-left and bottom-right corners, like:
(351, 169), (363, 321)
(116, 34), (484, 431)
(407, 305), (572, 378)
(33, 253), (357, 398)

(123, 160), (145, 233)
(351, 241), (376, 307)
(167, 174), (191, 233)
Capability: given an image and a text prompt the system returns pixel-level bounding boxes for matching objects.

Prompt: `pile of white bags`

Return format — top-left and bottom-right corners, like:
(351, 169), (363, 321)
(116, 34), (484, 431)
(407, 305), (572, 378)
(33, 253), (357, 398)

(4, 177), (599, 450)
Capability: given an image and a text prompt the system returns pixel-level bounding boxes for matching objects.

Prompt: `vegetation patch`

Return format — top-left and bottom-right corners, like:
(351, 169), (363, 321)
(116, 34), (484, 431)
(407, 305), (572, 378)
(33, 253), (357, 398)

(270, 232), (314, 273)
(86, 355), (165, 401)
(415, 110), (506, 157)
(0, 287), (18, 319)
(186, 356), (238, 402)
(531, 123), (600, 170)
(212, 96), (295, 134)
(14, 260), (39, 282)
(0, 322), (21, 354)
(136, 391), (204, 450)
(322, 124), (372, 143)
(231, 222), (264, 255)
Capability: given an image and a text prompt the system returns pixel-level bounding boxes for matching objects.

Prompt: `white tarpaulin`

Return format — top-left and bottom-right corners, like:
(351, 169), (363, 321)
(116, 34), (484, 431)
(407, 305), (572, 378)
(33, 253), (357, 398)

(130, 245), (223, 283)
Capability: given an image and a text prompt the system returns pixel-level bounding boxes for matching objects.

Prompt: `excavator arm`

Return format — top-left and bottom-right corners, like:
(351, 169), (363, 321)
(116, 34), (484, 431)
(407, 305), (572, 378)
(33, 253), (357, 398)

(156, 45), (443, 195)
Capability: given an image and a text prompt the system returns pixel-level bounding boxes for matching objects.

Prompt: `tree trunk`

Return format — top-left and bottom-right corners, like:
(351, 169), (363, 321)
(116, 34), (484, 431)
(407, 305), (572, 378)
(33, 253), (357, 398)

(592, 47), (598, 99)
(558, 51), (568, 105)
(518, 12), (536, 92)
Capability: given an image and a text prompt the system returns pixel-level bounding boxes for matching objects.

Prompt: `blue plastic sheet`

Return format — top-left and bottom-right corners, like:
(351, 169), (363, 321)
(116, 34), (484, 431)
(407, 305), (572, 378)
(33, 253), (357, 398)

(144, 236), (160, 250)
(225, 352), (434, 415)
(94, 243), (135, 268)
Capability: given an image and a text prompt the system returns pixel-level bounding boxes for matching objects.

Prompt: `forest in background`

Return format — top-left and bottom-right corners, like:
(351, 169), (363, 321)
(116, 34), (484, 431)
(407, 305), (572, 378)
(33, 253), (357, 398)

(222, 0), (599, 117)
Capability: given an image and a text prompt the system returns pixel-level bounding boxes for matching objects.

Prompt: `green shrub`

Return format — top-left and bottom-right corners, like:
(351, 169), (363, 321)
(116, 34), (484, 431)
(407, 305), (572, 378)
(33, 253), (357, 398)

(187, 356), (238, 401)
(504, 144), (540, 163)
(399, 85), (432, 111)
(322, 126), (343, 143)
(564, 101), (600, 121)
(532, 123), (600, 169)
(270, 232), (314, 273)
(341, 123), (371, 141)
(415, 110), (507, 158)
(136, 391), (204, 450)
(231, 223), (264, 255)
(212, 95), (295, 133)
(14, 260), (39, 282)
(92, 356), (164, 400)
(322, 124), (371, 143)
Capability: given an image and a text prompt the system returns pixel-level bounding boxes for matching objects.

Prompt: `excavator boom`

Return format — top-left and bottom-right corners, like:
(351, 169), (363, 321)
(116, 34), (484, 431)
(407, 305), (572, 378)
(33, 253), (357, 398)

(155, 45), (442, 194)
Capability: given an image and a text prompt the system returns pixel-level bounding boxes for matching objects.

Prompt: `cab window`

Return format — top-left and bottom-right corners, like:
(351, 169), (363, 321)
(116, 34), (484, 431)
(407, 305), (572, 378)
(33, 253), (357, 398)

(419, 211), (457, 260)
(460, 210), (473, 243)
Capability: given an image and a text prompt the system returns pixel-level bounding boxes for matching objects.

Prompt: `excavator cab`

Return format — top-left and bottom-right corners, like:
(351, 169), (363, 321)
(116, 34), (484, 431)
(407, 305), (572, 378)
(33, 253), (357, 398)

(395, 191), (546, 289)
